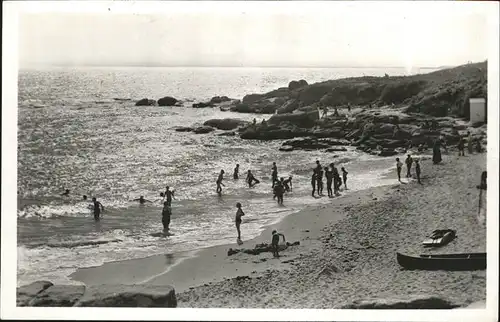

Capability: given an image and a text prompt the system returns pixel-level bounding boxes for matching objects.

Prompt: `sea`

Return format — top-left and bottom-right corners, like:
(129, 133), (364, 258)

(16, 66), (438, 286)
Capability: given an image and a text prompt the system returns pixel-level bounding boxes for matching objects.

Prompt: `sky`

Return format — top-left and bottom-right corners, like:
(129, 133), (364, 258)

(17, 2), (492, 68)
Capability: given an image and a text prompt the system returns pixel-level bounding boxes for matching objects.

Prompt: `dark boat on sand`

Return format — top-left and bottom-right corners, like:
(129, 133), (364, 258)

(397, 252), (486, 271)
(422, 229), (456, 247)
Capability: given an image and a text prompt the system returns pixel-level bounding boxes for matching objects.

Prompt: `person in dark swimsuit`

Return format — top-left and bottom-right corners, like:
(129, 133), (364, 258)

(396, 158), (403, 182)
(325, 166), (333, 197)
(341, 167), (348, 189)
(164, 186), (175, 206)
(415, 159), (422, 184)
(271, 230), (286, 258)
(162, 201), (171, 232)
(271, 162), (278, 188)
(235, 202), (245, 240)
(233, 164), (240, 179)
(332, 164), (341, 195)
(246, 170), (260, 188)
(283, 176), (293, 192)
(457, 137), (465, 156)
(316, 167), (324, 196)
(92, 197), (104, 221)
(273, 179), (285, 205)
(216, 170), (225, 194)
(133, 196), (152, 204)
(61, 189), (70, 196)
(311, 169), (317, 197)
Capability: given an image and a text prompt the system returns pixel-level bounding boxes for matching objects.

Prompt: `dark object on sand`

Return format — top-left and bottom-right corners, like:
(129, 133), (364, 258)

(227, 241), (300, 256)
(396, 252), (486, 271)
(432, 140), (442, 164)
(422, 229), (456, 247)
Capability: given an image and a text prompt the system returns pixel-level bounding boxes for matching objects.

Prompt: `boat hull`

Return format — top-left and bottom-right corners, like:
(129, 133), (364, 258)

(397, 252), (486, 271)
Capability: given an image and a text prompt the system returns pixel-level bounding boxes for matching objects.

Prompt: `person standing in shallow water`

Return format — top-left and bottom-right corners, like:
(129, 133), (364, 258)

(92, 197), (104, 221)
(316, 166), (324, 196)
(216, 170), (225, 194)
(233, 164), (240, 180)
(432, 139), (442, 164)
(235, 202), (245, 241)
(283, 176), (293, 192)
(271, 162), (278, 188)
(415, 159), (422, 184)
(325, 166), (333, 197)
(164, 186), (175, 206)
(246, 170), (260, 188)
(311, 170), (317, 197)
(162, 201), (171, 232)
(396, 158), (403, 182)
(341, 167), (348, 190)
(273, 178), (285, 205)
(405, 154), (413, 178)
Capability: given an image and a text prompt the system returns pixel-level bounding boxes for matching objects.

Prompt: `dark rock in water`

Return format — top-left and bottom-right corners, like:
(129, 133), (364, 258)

(28, 285), (86, 307)
(73, 285), (177, 307)
(193, 126), (215, 134)
(281, 137), (350, 151)
(341, 296), (459, 309)
(192, 102), (213, 108)
(217, 131), (236, 137)
(279, 145), (294, 152)
(378, 148), (397, 157)
(157, 96), (178, 106)
(242, 93), (264, 105)
(174, 126), (194, 132)
(135, 98), (156, 106)
(210, 96), (231, 104)
(203, 118), (249, 131)
(326, 147), (348, 152)
(17, 281), (54, 306)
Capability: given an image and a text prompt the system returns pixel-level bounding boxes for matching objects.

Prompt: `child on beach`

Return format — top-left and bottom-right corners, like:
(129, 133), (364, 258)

(341, 167), (348, 189)
(216, 170), (225, 194)
(396, 158), (403, 182)
(405, 154), (413, 178)
(271, 230), (286, 258)
(235, 202), (245, 242)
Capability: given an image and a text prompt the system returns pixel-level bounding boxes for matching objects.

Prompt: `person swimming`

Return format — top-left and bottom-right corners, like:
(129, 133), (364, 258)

(133, 196), (152, 205)
(233, 164), (240, 180)
(271, 230), (286, 258)
(246, 170), (260, 188)
(91, 197), (104, 221)
(235, 202), (245, 241)
(61, 189), (70, 197)
(216, 170), (225, 194)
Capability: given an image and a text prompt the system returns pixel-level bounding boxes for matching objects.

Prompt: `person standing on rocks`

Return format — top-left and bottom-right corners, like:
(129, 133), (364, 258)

(341, 167), (349, 190)
(316, 166), (324, 196)
(457, 136), (465, 156)
(271, 162), (278, 188)
(235, 202), (245, 242)
(216, 170), (225, 194)
(92, 197), (104, 221)
(415, 159), (422, 184)
(396, 158), (403, 182)
(271, 230), (286, 258)
(311, 169), (317, 197)
(325, 166), (334, 197)
(233, 164), (240, 180)
(246, 170), (260, 188)
(405, 154), (413, 178)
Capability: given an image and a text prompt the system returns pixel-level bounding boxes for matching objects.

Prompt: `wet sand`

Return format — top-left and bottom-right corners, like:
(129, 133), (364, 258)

(72, 151), (487, 308)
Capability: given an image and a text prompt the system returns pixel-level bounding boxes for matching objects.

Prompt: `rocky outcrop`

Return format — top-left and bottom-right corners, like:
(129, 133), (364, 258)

(277, 99), (300, 114)
(227, 241), (300, 256)
(288, 79), (308, 91)
(268, 110), (319, 128)
(157, 96), (178, 106)
(135, 98), (156, 106)
(192, 102), (213, 108)
(203, 118), (249, 131)
(193, 126), (215, 134)
(210, 96), (232, 104)
(17, 282), (177, 308)
(341, 295), (459, 309)
(174, 126), (194, 132)
(280, 137), (350, 151)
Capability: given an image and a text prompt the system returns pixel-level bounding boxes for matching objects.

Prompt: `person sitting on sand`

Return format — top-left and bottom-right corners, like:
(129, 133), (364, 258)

(271, 230), (286, 258)
(396, 158), (403, 182)
(341, 167), (348, 190)
(311, 169), (317, 197)
(415, 159), (422, 184)
(246, 170), (260, 188)
(235, 202), (245, 241)
(325, 166), (333, 197)
(216, 170), (225, 194)
(133, 196), (152, 205)
(164, 186), (176, 206)
(457, 137), (465, 156)
(405, 154), (413, 178)
(316, 166), (324, 196)
(233, 164), (240, 179)
(273, 179), (285, 205)
(162, 201), (171, 232)
(283, 176), (293, 192)
(271, 162), (278, 188)
(92, 197), (104, 221)
(61, 189), (70, 197)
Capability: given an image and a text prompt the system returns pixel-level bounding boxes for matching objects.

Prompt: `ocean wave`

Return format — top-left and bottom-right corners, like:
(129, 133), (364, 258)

(27, 238), (123, 249)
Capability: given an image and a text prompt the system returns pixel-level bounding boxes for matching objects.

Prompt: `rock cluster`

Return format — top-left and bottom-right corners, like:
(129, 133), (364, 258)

(227, 241), (300, 256)
(17, 281), (177, 307)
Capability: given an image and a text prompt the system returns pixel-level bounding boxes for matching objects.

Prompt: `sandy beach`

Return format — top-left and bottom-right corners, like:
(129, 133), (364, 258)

(71, 149), (486, 308)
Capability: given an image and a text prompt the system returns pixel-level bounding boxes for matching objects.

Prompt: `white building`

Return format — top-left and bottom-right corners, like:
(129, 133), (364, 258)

(469, 98), (486, 123)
